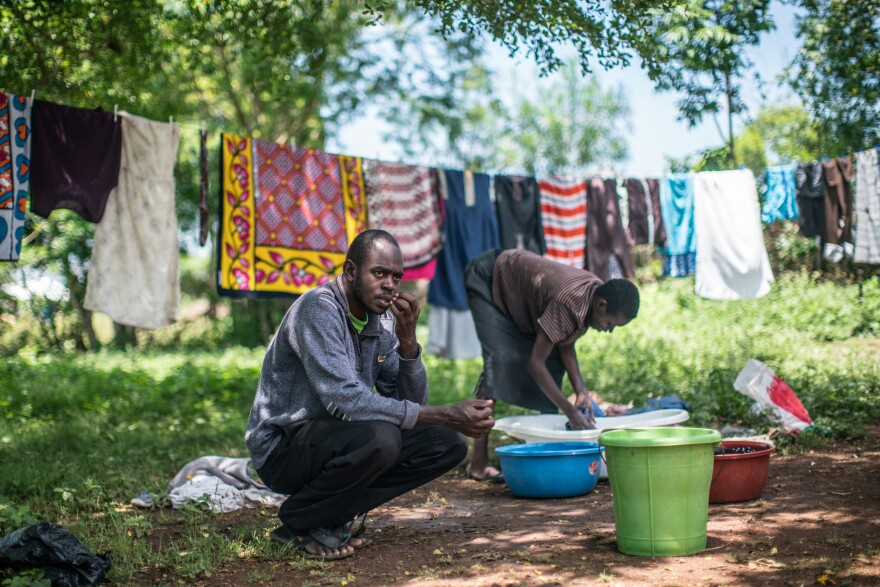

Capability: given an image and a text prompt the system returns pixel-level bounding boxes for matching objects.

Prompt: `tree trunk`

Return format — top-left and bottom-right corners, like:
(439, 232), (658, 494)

(112, 322), (137, 349)
(66, 277), (100, 351)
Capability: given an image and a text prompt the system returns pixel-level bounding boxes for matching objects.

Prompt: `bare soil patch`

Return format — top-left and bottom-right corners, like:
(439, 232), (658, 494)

(132, 425), (880, 586)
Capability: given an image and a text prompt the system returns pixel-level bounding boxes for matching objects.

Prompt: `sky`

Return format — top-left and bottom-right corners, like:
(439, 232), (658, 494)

(331, 1), (803, 178)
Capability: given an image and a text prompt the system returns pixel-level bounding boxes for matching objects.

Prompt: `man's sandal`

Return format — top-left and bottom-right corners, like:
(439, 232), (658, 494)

(269, 526), (355, 561)
(312, 516), (371, 550)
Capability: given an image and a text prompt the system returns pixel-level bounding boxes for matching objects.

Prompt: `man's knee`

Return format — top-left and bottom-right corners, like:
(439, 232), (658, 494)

(355, 420), (403, 470)
(427, 426), (469, 467)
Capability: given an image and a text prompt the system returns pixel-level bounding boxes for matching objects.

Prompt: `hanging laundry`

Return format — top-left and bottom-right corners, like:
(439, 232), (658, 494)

(427, 169), (498, 310)
(761, 164), (799, 224)
(585, 178), (635, 281)
(659, 173), (696, 277)
(217, 135), (367, 298)
(84, 113), (181, 329)
(822, 156), (854, 262)
(616, 179), (630, 244)
(795, 161), (825, 238)
(625, 178), (667, 246)
(538, 177), (588, 268)
(29, 100), (122, 223)
(693, 169), (774, 300)
(362, 160), (444, 270)
(494, 175), (546, 254)
(427, 169), (498, 359)
(426, 307), (483, 359)
(0, 93), (31, 262)
(198, 128), (210, 246)
(853, 148), (880, 264)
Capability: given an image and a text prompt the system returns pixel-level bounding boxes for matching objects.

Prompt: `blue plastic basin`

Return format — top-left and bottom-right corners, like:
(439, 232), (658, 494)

(496, 442), (603, 498)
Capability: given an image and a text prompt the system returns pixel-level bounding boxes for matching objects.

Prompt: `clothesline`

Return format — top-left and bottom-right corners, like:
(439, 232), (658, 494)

(5, 93), (878, 341)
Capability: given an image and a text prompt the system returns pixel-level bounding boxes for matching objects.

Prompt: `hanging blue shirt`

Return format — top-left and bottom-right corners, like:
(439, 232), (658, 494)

(761, 164), (799, 223)
(428, 170), (499, 310)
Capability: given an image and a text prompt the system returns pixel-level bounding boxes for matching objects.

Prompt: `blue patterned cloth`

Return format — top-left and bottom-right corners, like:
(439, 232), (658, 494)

(662, 252), (697, 278)
(761, 164), (799, 223)
(659, 173), (696, 277)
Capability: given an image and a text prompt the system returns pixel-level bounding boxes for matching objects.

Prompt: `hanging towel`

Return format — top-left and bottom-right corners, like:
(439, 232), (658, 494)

(363, 160), (444, 268)
(853, 148), (880, 264)
(217, 135), (367, 298)
(693, 169), (774, 300)
(761, 164), (799, 224)
(822, 156), (854, 261)
(84, 113), (181, 328)
(29, 100), (122, 223)
(538, 177), (588, 268)
(795, 161), (825, 238)
(427, 169), (498, 311)
(0, 93), (31, 262)
(659, 173), (696, 277)
(585, 178), (634, 281)
(198, 128), (210, 246)
(494, 175), (546, 254)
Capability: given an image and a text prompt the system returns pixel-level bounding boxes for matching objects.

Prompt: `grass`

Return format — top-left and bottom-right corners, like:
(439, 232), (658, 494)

(1, 271), (878, 583)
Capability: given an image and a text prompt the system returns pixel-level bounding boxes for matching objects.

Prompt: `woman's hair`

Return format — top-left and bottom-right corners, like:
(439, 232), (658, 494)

(595, 279), (640, 319)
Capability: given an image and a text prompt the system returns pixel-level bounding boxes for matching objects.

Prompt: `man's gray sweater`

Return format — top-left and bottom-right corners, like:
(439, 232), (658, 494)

(245, 276), (427, 469)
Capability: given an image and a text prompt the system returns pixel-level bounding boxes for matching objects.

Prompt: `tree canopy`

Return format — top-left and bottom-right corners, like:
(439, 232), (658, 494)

(789, 0), (880, 152)
(642, 0), (775, 165)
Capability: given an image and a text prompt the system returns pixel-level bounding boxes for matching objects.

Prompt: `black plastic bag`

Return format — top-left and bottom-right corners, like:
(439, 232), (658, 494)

(0, 522), (111, 586)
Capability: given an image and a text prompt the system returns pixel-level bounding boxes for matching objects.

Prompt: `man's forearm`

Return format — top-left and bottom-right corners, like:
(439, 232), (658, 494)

(416, 404), (451, 426)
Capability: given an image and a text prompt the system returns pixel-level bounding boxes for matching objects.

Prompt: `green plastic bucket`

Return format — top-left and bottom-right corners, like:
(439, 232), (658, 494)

(599, 427), (721, 557)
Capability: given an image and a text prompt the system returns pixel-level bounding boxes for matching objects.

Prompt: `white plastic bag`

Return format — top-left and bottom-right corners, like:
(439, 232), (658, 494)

(733, 358), (813, 435)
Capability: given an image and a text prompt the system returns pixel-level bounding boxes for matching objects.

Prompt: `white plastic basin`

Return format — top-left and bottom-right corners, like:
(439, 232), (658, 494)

(493, 409), (691, 479)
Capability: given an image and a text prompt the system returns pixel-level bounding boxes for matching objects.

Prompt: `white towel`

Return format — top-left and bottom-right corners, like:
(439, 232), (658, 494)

(693, 169), (774, 300)
(84, 113), (180, 328)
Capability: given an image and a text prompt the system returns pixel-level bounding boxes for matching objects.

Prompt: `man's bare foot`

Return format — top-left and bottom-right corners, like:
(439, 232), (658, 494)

(348, 535), (369, 549)
(302, 539), (355, 558)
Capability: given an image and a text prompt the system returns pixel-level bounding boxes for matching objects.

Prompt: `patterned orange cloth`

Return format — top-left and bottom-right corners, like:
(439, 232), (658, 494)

(218, 134), (366, 297)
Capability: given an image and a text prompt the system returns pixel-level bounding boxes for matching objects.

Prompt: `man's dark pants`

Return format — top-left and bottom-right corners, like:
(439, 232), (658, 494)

(258, 417), (467, 534)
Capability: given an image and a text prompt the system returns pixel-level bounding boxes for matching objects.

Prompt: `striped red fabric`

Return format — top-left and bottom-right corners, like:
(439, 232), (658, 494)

(539, 178), (588, 269)
(363, 160), (444, 269)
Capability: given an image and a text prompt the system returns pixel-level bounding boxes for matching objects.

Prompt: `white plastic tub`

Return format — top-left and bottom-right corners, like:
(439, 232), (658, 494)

(493, 409), (690, 479)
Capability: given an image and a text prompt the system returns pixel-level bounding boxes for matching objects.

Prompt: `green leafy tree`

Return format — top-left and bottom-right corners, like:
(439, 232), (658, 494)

(392, 61), (630, 176)
(506, 63), (630, 177)
(0, 0), (484, 347)
(370, 0), (695, 76)
(789, 0), (880, 152)
(667, 103), (823, 178)
(644, 0), (775, 167)
(736, 103), (823, 178)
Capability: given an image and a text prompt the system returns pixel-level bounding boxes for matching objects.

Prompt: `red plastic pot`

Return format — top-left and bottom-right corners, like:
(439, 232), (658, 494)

(709, 440), (775, 504)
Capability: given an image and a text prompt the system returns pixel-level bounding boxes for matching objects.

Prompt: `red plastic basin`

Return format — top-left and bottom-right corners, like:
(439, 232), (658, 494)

(709, 440), (775, 504)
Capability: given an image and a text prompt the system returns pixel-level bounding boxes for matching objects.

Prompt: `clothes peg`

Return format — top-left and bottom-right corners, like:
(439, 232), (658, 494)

(201, 120), (206, 134)
(29, 89), (35, 102)
(114, 105), (118, 122)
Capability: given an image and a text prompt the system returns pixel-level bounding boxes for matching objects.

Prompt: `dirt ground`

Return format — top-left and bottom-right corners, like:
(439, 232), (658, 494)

(134, 425), (880, 587)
